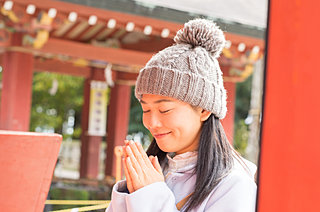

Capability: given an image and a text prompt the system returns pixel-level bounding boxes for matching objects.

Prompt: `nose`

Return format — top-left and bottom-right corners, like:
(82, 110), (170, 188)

(143, 112), (162, 130)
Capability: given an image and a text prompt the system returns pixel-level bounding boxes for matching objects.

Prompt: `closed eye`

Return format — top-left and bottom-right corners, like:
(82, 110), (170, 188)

(142, 110), (150, 113)
(159, 109), (171, 114)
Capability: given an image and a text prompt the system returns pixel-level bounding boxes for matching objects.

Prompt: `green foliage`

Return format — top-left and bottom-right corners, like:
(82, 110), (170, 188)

(234, 119), (249, 155)
(30, 72), (84, 138)
(73, 127), (82, 139)
(235, 75), (252, 122)
(47, 184), (111, 211)
(49, 187), (90, 210)
(233, 76), (252, 155)
(128, 87), (150, 135)
(128, 87), (152, 145)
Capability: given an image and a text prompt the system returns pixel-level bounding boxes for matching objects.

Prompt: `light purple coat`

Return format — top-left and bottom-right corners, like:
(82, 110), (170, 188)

(106, 152), (257, 212)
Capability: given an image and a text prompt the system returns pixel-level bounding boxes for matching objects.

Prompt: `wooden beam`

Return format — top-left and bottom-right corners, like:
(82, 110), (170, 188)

(116, 71), (138, 81)
(32, 57), (137, 83)
(25, 38), (153, 66)
(33, 58), (91, 78)
(225, 33), (265, 50)
(122, 32), (264, 52)
(1, 0), (181, 38)
(121, 36), (174, 53)
(0, 0), (265, 50)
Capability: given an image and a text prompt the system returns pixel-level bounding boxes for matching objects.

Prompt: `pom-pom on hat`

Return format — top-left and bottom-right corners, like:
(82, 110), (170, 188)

(135, 19), (227, 119)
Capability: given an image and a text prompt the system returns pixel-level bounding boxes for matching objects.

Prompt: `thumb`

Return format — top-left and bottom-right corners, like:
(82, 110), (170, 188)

(152, 156), (162, 174)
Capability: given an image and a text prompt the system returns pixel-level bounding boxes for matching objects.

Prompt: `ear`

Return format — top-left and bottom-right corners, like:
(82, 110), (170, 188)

(200, 110), (211, 122)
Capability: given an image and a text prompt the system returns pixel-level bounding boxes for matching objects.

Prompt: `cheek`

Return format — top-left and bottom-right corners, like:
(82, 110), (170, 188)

(142, 114), (149, 129)
(174, 112), (201, 135)
(165, 113), (193, 133)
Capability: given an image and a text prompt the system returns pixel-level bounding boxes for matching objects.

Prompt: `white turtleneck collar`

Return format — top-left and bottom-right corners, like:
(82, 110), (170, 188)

(165, 151), (198, 174)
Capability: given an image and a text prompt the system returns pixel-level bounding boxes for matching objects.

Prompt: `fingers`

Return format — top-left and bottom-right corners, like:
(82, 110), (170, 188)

(122, 146), (127, 158)
(149, 155), (162, 174)
(123, 158), (134, 193)
(126, 157), (141, 190)
(152, 156), (163, 174)
(124, 140), (147, 163)
(135, 141), (151, 165)
(128, 141), (143, 161)
(125, 145), (144, 176)
(123, 140), (130, 158)
(128, 141), (152, 170)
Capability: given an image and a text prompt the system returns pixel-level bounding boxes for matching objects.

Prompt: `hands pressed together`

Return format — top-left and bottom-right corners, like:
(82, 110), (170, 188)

(122, 140), (164, 193)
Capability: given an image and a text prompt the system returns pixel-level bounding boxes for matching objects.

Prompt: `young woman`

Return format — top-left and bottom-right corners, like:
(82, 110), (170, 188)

(106, 19), (257, 212)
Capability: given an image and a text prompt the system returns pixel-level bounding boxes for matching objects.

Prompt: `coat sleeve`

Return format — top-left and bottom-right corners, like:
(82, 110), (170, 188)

(107, 171), (256, 212)
(105, 180), (128, 212)
(106, 181), (178, 212)
(106, 180), (180, 212)
(203, 171), (257, 212)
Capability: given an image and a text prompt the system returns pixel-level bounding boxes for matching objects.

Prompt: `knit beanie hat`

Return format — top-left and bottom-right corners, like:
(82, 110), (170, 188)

(135, 19), (227, 119)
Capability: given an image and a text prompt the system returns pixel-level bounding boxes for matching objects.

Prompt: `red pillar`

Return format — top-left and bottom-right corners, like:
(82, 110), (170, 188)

(0, 34), (34, 131)
(105, 84), (131, 178)
(79, 75), (102, 179)
(258, 0), (320, 211)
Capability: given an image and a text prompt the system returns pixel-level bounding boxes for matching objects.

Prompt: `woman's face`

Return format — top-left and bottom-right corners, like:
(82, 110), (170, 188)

(141, 94), (210, 155)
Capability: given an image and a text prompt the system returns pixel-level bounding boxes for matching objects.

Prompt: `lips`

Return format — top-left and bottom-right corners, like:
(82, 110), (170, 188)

(153, 132), (171, 139)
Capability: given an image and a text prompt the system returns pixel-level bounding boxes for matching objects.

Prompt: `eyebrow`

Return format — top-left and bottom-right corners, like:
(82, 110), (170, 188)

(140, 99), (174, 104)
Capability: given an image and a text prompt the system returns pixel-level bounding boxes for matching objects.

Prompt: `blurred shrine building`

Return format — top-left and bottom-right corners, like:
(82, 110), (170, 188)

(0, 0), (265, 179)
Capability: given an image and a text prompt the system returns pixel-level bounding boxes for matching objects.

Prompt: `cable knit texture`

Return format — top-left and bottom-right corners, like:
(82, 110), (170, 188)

(135, 19), (227, 119)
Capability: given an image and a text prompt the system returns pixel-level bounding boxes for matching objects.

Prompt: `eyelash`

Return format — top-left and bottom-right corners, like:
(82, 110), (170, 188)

(142, 109), (171, 114)
(160, 109), (171, 114)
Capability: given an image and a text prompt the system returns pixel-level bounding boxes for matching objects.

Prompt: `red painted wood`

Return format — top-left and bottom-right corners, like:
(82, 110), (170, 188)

(37, 38), (153, 66)
(0, 131), (62, 212)
(221, 81), (236, 143)
(105, 84), (131, 177)
(0, 0), (264, 49)
(258, 0), (320, 211)
(121, 36), (174, 53)
(79, 135), (102, 179)
(33, 58), (91, 78)
(60, 20), (84, 39)
(79, 73), (102, 179)
(1, 0), (182, 37)
(0, 35), (34, 131)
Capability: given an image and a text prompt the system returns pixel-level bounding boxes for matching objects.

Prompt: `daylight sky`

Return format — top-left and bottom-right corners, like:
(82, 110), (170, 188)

(135, 0), (268, 28)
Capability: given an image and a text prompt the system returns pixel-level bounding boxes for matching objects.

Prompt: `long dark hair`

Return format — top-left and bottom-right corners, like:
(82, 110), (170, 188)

(146, 114), (234, 211)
